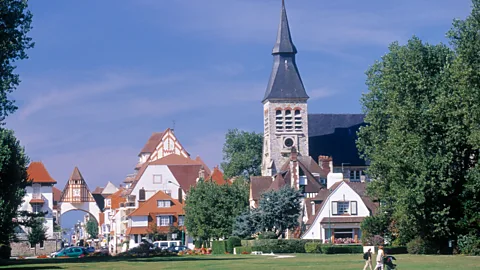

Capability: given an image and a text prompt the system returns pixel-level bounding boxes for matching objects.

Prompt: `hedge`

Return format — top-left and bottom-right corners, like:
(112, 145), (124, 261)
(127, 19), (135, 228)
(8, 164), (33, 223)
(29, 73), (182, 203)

(212, 241), (227, 254)
(226, 237), (242, 254)
(0, 244), (11, 260)
(384, 246), (408, 254)
(249, 240), (311, 253)
(305, 242), (322, 253)
(235, 246), (252, 254)
(321, 245), (362, 254)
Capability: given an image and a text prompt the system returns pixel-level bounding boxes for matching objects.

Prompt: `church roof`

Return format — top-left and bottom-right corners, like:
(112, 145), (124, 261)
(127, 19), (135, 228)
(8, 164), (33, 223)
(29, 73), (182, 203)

(308, 114), (366, 166)
(263, 0), (308, 103)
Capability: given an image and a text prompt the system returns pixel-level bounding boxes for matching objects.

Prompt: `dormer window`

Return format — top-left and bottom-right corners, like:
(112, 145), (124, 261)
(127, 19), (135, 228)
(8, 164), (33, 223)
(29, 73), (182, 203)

(332, 201), (358, 215)
(157, 200), (171, 208)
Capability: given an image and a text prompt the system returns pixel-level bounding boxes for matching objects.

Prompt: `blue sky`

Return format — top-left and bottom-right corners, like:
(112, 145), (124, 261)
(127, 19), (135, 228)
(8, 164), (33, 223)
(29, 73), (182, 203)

(7, 0), (472, 195)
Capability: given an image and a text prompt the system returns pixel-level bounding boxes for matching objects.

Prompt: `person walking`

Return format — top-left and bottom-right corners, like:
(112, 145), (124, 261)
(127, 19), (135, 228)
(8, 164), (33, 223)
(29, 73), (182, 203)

(375, 246), (384, 270)
(363, 248), (373, 270)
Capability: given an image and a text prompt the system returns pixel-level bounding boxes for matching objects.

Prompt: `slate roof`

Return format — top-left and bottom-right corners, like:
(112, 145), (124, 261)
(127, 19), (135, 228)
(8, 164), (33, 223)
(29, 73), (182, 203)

(263, 0), (308, 103)
(308, 114), (366, 166)
(250, 176), (272, 201)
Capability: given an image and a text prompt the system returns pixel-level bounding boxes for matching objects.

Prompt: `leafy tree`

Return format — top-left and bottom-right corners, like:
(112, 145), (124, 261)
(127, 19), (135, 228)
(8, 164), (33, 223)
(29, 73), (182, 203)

(184, 178), (249, 240)
(221, 129), (263, 179)
(255, 186), (301, 238)
(28, 218), (47, 255)
(86, 219), (98, 240)
(0, 129), (29, 246)
(358, 0), (480, 247)
(232, 210), (256, 239)
(0, 0), (34, 123)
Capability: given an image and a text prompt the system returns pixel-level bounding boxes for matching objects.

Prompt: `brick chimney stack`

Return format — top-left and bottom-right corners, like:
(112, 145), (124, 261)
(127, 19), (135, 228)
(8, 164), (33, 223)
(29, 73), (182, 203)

(318, 155), (333, 174)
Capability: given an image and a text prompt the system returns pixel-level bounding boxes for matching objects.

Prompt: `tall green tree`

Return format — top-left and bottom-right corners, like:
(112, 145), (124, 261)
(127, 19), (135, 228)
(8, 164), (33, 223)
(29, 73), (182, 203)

(0, 130), (29, 246)
(0, 0), (34, 122)
(0, 0), (34, 251)
(358, 0), (480, 247)
(86, 219), (98, 240)
(184, 178), (249, 240)
(255, 186), (301, 238)
(28, 218), (47, 256)
(221, 129), (263, 179)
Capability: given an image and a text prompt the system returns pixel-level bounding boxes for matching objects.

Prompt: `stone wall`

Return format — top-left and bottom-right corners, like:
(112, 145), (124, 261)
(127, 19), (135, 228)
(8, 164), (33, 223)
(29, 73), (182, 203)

(11, 240), (61, 257)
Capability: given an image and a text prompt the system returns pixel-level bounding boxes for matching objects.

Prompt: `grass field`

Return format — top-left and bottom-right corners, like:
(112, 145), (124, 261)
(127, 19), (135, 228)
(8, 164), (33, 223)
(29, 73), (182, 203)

(1, 254), (479, 270)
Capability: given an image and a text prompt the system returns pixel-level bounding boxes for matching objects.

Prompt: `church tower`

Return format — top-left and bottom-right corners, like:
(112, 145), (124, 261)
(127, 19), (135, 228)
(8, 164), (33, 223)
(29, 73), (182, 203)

(262, 0), (309, 176)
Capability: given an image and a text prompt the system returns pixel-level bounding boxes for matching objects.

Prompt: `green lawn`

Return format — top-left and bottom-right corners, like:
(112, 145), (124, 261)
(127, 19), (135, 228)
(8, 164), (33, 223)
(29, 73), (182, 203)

(1, 254), (479, 270)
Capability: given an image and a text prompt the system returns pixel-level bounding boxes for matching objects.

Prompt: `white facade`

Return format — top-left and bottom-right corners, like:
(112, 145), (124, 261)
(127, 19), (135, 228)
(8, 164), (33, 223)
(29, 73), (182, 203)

(19, 184), (55, 239)
(302, 181), (371, 241)
(130, 165), (184, 206)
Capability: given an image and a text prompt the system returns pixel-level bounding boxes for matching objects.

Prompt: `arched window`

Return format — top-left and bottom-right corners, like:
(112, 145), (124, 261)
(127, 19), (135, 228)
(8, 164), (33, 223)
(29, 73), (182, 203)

(275, 110), (283, 131)
(284, 110), (292, 131)
(294, 109), (302, 130)
(139, 188), (146, 201)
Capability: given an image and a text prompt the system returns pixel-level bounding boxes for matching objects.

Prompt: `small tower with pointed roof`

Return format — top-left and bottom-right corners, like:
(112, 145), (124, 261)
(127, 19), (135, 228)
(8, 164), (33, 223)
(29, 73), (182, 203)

(262, 0), (309, 176)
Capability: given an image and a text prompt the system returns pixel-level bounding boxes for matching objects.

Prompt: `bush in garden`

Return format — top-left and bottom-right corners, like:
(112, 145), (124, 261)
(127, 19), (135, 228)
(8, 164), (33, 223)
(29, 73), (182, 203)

(304, 242), (322, 253)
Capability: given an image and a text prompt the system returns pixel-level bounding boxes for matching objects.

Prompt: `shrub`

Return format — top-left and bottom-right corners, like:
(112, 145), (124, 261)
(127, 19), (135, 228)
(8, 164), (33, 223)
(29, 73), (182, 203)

(321, 245), (362, 254)
(194, 240), (202, 249)
(0, 244), (11, 260)
(235, 246), (252, 254)
(305, 242), (322, 253)
(211, 241), (226, 255)
(406, 237), (436, 254)
(457, 234), (480, 256)
(258, 231), (277, 239)
(226, 236), (242, 253)
(384, 246), (408, 254)
(36, 254), (48, 259)
(250, 240), (311, 253)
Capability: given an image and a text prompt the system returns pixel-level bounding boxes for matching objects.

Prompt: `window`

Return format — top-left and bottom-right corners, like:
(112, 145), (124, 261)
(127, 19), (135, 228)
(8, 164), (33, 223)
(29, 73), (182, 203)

(134, 234), (139, 244)
(73, 189), (80, 197)
(32, 204), (42, 214)
(156, 216), (172, 226)
(139, 188), (146, 201)
(294, 109), (302, 130)
(30, 242), (35, 248)
(153, 174), (163, 184)
(332, 201), (350, 215)
(275, 110), (283, 131)
(157, 200), (171, 208)
(40, 241), (44, 249)
(178, 215), (185, 226)
(351, 201), (358, 215)
(349, 170), (364, 182)
(334, 228), (354, 239)
(105, 199), (111, 207)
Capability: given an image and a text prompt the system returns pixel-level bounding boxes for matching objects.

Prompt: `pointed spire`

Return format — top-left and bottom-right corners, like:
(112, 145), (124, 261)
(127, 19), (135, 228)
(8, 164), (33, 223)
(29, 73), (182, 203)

(69, 166), (84, 181)
(272, 0), (297, 55)
(262, 0), (308, 103)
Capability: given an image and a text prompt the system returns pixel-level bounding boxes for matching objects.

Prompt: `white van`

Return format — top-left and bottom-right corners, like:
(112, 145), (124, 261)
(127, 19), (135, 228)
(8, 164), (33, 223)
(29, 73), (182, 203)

(152, 240), (181, 250)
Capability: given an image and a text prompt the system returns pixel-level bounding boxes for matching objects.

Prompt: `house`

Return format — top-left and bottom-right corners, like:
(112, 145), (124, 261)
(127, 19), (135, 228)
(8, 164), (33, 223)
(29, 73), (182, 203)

(301, 176), (378, 243)
(11, 162), (60, 256)
(102, 188), (125, 242)
(126, 190), (185, 249)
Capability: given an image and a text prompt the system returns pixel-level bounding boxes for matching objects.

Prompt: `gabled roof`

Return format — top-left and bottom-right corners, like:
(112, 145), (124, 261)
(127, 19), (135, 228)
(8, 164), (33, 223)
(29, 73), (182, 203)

(208, 166), (227, 185)
(139, 132), (164, 155)
(168, 164), (202, 192)
(106, 188), (126, 209)
(149, 154), (200, 166)
(195, 156), (211, 176)
(70, 167), (84, 181)
(53, 187), (62, 203)
(92, 187), (104, 194)
(101, 181), (118, 195)
(129, 190), (184, 217)
(250, 176), (273, 201)
(27, 162), (57, 184)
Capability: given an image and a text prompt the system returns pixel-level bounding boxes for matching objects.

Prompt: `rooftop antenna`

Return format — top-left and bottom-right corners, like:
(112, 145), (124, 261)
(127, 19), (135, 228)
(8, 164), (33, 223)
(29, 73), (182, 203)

(172, 120), (176, 132)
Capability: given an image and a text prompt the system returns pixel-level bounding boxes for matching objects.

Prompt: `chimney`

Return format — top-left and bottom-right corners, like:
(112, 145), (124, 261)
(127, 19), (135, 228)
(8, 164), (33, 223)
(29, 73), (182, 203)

(290, 146), (298, 161)
(318, 155), (333, 174)
(178, 188), (183, 204)
(198, 166), (205, 179)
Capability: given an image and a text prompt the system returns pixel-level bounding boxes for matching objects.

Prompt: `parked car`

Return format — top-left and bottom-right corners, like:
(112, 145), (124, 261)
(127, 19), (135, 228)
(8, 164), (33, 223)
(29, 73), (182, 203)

(50, 247), (66, 258)
(85, 246), (95, 254)
(167, 245), (190, 253)
(53, 247), (88, 258)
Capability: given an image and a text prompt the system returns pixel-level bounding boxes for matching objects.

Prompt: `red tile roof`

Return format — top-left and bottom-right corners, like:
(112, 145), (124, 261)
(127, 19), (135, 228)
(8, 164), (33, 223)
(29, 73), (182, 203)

(208, 166), (227, 185)
(195, 156), (211, 176)
(129, 190), (184, 217)
(149, 154), (200, 166)
(27, 162), (57, 184)
(168, 164), (202, 192)
(126, 227), (149, 235)
(139, 132), (164, 155)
